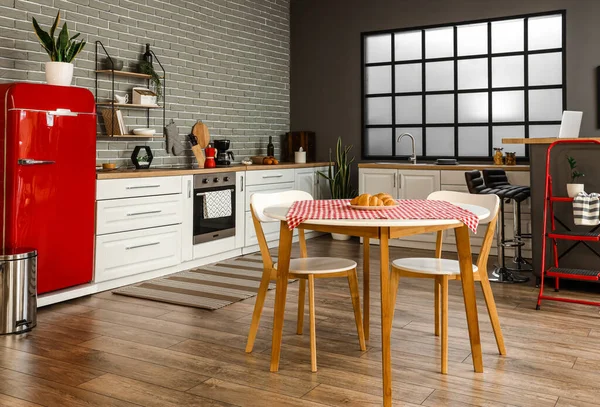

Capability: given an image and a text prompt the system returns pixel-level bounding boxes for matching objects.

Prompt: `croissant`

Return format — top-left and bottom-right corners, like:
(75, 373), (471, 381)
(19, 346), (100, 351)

(350, 196), (360, 205)
(369, 196), (383, 206)
(383, 198), (396, 206)
(357, 194), (371, 206)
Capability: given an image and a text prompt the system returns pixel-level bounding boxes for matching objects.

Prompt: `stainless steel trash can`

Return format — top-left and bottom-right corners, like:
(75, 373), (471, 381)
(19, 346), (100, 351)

(0, 248), (37, 334)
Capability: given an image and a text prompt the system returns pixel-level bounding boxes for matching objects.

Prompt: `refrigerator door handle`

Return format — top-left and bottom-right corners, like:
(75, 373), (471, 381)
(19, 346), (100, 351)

(48, 109), (79, 117)
(18, 159), (56, 166)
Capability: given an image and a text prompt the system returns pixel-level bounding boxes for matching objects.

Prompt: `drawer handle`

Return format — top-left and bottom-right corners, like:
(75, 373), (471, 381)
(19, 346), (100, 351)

(126, 210), (162, 217)
(262, 174), (283, 178)
(126, 185), (161, 190)
(126, 242), (160, 250)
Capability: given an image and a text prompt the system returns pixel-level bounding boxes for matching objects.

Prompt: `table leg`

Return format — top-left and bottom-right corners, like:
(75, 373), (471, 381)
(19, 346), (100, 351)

(379, 227), (393, 407)
(270, 221), (294, 372)
(363, 237), (370, 341)
(455, 224), (483, 373)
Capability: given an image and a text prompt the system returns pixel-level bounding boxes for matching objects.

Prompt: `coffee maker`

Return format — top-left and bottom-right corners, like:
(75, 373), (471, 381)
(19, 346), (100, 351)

(214, 140), (234, 166)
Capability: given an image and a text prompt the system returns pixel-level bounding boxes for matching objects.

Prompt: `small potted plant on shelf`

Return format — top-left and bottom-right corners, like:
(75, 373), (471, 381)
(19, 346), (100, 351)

(318, 137), (357, 240)
(566, 156), (585, 197)
(32, 11), (86, 86)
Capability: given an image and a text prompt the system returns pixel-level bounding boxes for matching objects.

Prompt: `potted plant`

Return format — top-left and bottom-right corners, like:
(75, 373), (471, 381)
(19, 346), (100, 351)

(32, 11), (86, 86)
(318, 137), (357, 240)
(139, 60), (163, 102)
(566, 156), (585, 197)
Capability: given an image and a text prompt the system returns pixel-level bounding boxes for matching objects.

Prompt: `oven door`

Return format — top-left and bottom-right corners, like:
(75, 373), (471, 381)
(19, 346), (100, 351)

(193, 185), (236, 244)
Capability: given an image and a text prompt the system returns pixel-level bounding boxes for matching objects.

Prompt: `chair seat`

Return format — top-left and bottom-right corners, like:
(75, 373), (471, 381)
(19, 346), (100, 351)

(274, 257), (357, 275)
(392, 258), (478, 275)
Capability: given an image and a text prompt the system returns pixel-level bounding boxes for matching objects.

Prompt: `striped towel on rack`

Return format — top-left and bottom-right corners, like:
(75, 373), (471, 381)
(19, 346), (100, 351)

(573, 192), (600, 226)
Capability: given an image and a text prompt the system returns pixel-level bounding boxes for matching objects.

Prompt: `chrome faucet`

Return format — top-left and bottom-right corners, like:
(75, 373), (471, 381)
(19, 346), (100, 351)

(396, 132), (417, 164)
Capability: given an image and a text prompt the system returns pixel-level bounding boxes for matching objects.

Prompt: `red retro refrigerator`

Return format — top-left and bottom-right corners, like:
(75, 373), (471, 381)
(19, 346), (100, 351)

(0, 83), (96, 294)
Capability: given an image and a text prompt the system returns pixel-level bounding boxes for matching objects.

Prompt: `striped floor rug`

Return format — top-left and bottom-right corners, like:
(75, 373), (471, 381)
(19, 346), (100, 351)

(112, 254), (281, 310)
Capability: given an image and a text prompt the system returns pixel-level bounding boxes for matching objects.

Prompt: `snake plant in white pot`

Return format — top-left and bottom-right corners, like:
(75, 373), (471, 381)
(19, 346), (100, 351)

(318, 137), (358, 240)
(32, 11), (86, 86)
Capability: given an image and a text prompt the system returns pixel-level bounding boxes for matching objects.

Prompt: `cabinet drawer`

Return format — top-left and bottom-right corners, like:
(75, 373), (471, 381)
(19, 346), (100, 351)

(245, 169), (294, 186)
(96, 194), (183, 235)
(97, 177), (182, 200)
(441, 171), (468, 186)
(95, 225), (181, 283)
(245, 182), (295, 212)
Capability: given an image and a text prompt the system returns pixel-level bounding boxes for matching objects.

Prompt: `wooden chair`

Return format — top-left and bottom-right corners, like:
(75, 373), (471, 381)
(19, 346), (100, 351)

(390, 190), (506, 374)
(245, 190), (366, 372)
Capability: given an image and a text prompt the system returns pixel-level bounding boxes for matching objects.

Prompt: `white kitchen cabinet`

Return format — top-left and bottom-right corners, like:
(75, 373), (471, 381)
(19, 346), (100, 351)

(181, 175), (194, 262)
(97, 176), (181, 200)
(246, 169), (295, 185)
(235, 171), (246, 249)
(294, 168), (315, 196)
(315, 166), (331, 199)
(358, 168), (398, 197)
(245, 182), (296, 211)
(95, 224), (182, 283)
(398, 170), (440, 200)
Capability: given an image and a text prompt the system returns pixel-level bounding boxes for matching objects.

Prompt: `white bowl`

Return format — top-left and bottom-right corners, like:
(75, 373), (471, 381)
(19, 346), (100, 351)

(132, 128), (156, 136)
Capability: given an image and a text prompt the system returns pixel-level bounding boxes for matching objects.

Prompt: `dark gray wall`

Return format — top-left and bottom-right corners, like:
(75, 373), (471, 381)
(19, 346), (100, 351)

(290, 0), (600, 163)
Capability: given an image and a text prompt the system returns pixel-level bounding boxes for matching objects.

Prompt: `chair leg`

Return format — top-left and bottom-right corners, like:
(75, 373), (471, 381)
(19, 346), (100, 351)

(389, 268), (400, 330)
(441, 275), (449, 375)
(347, 268), (366, 351)
(245, 269), (272, 353)
(479, 271), (507, 355)
(297, 279), (306, 335)
(434, 277), (441, 337)
(308, 275), (317, 372)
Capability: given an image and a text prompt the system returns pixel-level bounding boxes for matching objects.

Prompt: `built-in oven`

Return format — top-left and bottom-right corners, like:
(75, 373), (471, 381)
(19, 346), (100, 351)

(193, 172), (236, 244)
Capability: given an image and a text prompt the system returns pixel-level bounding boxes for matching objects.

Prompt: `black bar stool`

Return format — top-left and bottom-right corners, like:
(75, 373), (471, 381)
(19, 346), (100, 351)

(465, 170), (529, 283)
(482, 169), (532, 273)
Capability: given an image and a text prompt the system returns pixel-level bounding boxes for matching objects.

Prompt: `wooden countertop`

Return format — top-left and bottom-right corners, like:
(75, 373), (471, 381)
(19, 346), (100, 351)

(96, 162), (330, 179)
(502, 137), (600, 145)
(358, 163), (530, 171)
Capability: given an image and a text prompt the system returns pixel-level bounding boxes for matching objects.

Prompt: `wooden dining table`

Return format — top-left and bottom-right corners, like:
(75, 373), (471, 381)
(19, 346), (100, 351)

(263, 203), (490, 407)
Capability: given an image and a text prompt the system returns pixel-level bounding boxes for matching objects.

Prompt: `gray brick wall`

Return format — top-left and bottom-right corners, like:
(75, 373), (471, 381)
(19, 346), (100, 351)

(0, 0), (290, 168)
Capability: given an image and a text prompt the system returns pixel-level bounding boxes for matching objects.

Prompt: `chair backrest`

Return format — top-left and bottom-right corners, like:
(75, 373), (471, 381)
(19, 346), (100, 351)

(427, 190), (500, 272)
(464, 170), (486, 194)
(250, 190), (313, 270)
(482, 169), (509, 189)
(250, 190), (313, 222)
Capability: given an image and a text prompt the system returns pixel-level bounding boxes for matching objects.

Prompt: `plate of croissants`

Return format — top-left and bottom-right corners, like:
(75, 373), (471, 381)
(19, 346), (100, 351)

(349, 193), (398, 210)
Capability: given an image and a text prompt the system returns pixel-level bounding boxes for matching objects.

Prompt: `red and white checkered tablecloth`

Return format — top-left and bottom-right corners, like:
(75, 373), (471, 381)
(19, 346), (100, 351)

(286, 199), (480, 233)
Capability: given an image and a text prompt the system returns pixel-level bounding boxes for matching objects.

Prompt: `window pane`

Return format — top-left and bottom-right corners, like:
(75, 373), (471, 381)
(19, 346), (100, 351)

(458, 93), (489, 123)
(366, 128), (392, 156)
(365, 34), (392, 63)
(529, 52), (562, 86)
(492, 56), (524, 88)
(366, 66), (392, 94)
(425, 61), (454, 91)
(530, 124), (561, 139)
(395, 128), (423, 156)
(395, 31), (422, 61)
(491, 19), (524, 53)
(396, 96), (422, 124)
(366, 97), (392, 125)
(492, 91), (524, 122)
(457, 23), (487, 56)
(426, 95), (454, 123)
(492, 126), (525, 156)
(395, 64), (422, 93)
(425, 27), (454, 58)
(528, 14), (562, 50)
(426, 127), (455, 156)
(458, 58), (488, 90)
(459, 127), (488, 156)
(529, 89), (562, 121)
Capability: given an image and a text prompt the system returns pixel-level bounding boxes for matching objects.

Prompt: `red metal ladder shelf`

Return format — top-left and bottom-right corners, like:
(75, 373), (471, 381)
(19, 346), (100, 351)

(537, 139), (600, 309)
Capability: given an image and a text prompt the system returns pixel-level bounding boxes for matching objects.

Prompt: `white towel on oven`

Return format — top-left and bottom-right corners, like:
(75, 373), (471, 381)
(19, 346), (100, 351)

(573, 192), (600, 226)
(203, 190), (232, 219)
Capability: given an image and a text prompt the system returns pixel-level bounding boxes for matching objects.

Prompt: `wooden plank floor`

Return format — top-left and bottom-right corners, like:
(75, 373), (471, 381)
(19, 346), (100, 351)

(2, 236), (600, 406)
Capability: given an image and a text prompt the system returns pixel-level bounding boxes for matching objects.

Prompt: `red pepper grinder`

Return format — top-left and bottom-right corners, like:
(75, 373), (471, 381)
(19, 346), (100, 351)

(204, 144), (216, 168)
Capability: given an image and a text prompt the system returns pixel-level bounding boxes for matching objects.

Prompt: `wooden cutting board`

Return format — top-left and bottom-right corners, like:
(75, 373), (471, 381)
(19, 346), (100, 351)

(192, 121), (210, 148)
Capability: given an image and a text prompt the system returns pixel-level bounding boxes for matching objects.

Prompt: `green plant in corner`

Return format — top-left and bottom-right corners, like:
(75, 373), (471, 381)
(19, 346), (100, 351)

(318, 137), (357, 199)
(32, 11), (86, 62)
(139, 60), (162, 102)
(567, 156), (584, 183)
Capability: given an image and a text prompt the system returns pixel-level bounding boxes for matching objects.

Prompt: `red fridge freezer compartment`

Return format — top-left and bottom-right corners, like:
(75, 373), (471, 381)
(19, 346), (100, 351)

(0, 83), (96, 294)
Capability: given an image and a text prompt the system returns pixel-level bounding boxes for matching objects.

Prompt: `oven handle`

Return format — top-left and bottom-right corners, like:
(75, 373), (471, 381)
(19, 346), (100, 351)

(126, 242), (160, 250)
(196, 192), (206, 197)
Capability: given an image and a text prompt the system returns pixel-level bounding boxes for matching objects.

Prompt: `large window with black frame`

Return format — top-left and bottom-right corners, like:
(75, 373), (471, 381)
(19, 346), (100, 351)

(362, 11), (566, 161)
